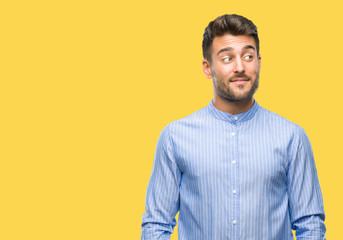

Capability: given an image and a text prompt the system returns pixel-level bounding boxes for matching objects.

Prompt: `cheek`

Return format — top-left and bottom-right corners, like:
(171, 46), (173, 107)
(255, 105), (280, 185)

(245, 65), (259, 76)
(216, 71), (230, 83)
(215, 65), (233, 78)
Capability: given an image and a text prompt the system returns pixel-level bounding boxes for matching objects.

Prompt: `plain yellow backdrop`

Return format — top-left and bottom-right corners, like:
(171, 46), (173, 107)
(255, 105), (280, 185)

(0, 0), (341, 239)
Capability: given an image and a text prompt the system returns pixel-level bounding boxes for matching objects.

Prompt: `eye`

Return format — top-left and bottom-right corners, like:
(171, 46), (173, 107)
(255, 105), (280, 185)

(223, 57), (232, 63)
(244, 55), (253, 61)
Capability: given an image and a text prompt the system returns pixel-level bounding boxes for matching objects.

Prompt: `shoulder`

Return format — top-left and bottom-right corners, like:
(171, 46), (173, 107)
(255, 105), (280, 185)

(257, 105), (303, 133)
(166, 104), (211, 132)
(155, 105), (209, 153)
(258, 105), (311, 151)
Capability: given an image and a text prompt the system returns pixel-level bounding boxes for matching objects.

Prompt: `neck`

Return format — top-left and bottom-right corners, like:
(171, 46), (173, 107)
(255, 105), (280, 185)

(212, 93), (255, 115)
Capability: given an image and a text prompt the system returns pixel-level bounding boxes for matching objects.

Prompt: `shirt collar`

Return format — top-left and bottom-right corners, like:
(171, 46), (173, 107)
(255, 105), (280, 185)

(207, 99), (260, 123)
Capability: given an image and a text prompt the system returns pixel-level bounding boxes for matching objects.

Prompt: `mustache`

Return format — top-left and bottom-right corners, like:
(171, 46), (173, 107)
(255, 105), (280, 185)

(229, 74), (251, 82)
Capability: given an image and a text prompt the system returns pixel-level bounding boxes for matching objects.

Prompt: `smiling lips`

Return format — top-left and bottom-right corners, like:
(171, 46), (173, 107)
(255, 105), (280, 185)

(230, 78), (249, 84)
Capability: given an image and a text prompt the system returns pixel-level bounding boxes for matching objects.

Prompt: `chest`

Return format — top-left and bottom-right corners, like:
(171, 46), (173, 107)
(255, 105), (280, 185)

(174, 122), (289, 188)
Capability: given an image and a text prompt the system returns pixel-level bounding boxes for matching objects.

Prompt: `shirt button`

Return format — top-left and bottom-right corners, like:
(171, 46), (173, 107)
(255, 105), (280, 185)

(234, 116), (238, 120)
(232, 160), (236, 165)
(231, 132), (235, 136)
(232, 220), (237, 225)
(232, 189), (237, 194)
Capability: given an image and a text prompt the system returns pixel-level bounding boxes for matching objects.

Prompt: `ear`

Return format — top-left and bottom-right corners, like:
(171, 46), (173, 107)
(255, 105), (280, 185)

(258, 54), (261, 72)
(202, 59), (213, 79)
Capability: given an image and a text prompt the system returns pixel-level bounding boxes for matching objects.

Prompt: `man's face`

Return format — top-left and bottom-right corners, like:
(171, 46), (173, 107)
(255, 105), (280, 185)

(203, 34), (261, 102)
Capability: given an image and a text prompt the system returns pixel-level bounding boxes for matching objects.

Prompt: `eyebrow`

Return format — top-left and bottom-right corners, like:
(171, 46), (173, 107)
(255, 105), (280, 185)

(217, 45), (256, 56)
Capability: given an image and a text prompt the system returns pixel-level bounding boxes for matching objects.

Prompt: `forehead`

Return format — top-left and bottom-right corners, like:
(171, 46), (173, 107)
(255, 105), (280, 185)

(212, 34), (256, 54)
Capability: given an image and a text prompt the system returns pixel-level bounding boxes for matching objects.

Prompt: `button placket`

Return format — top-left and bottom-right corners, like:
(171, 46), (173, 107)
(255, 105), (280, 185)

(230, 123), (239, 237)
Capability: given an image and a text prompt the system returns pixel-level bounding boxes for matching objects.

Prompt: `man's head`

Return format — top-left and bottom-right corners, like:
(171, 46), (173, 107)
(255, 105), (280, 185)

(202, 14), (259, 63)
(202, 14), (261, 103)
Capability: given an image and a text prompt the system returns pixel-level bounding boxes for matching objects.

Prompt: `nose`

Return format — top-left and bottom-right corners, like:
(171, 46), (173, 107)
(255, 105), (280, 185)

(234, 59), (245, 73)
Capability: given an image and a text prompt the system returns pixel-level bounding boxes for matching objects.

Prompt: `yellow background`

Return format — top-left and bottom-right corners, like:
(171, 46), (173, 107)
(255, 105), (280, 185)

(0, 0), (341, 239)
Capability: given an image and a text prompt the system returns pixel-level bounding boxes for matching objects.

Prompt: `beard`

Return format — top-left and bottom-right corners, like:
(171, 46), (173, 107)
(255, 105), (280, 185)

(212, 70), (259, 102)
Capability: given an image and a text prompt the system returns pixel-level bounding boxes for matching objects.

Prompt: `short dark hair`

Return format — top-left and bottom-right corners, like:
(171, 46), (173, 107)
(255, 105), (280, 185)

(202, 14), (259, 62)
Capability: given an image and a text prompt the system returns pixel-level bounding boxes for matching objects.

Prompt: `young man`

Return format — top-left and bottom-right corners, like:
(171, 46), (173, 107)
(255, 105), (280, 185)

(141, 14), (326, 239)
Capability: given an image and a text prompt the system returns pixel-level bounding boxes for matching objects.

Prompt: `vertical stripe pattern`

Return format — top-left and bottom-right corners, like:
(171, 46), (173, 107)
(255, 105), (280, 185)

(141, 100), (326, 240)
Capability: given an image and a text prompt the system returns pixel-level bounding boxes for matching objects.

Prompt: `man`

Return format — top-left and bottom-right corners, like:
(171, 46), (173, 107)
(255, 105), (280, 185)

(141, 14), (326, 239)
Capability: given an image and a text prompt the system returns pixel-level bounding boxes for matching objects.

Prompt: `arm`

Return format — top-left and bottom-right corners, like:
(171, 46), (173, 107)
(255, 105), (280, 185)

(287, 126), (326, 239)
(141, 124), (181, 240)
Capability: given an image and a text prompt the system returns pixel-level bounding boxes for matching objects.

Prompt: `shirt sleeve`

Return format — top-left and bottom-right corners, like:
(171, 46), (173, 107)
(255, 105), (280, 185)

(141, 124), (181, 240)
(287, 126), (326, 239)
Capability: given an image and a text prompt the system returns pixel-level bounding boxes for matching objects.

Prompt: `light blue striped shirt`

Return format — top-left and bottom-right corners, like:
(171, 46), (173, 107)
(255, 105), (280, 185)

(141, 100), (326, 239)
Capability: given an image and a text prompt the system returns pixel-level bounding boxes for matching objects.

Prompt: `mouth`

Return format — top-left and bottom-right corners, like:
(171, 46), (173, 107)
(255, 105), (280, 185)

(230, 78), (249, 84)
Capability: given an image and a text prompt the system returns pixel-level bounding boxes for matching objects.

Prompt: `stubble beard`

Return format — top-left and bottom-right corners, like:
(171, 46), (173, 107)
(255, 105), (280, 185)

(212, 70), (260, 102)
